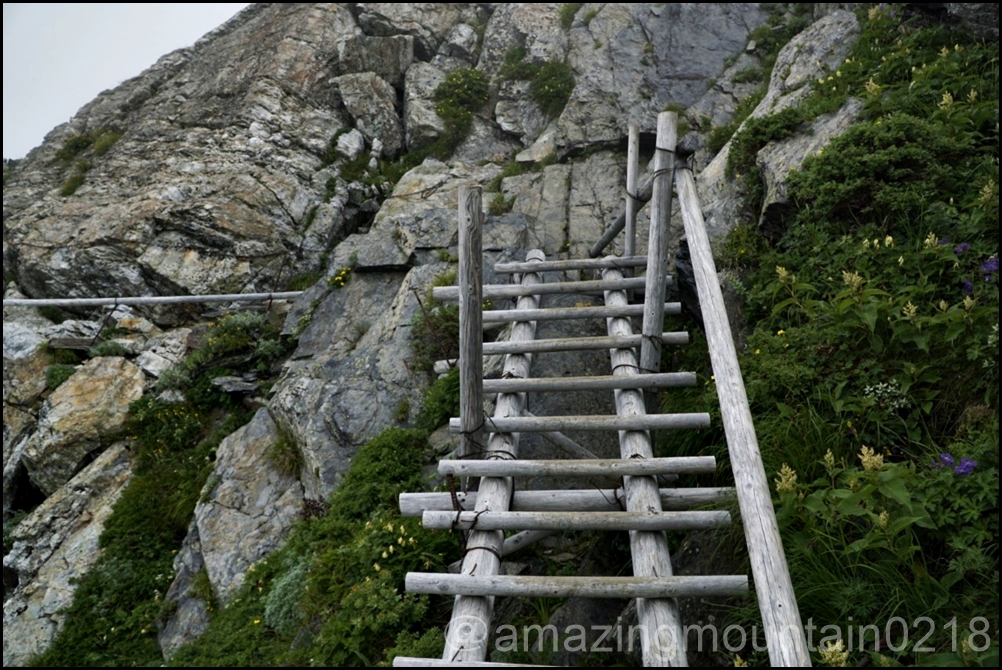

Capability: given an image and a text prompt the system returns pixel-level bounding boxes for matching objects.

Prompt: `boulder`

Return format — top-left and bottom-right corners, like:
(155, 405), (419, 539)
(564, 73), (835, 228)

(354, 3), (482, 61)
(2, 445), (133, 668)
(21, 357), (144, 495)
(171, 409), (303, 608)
(403, 62), (448, 150)
(335, 73), (405, 157)
(338, 34), (414, 88)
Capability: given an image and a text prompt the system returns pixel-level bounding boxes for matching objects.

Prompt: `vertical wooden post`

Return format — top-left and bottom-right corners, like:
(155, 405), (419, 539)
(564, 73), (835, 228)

(458, 185), (484, 491)
(443, 249), (545, 663)
(676, 169), (811, 667)
(640, 112), (677, 377)
(605, 260), (687, 667)
(625, 124), (641, 259)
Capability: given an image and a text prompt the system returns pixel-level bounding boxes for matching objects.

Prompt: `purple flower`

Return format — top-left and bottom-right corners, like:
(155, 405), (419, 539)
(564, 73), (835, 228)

(963, 280), (974, 295)
(955, 243), (971, 255)
(982, 256), (998, 282)
(938, 453), (955, 467)
(953, 458), (978, 476)
(938, 237), (951, 246)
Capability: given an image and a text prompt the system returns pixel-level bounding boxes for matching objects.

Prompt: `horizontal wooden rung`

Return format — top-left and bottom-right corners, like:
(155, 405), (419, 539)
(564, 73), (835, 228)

(394, 658), (560, 668)
(449, 413), (711, 434)
(483, 372), (695, 394)
(432, 276), (671, 301)
(482, 332), (687, 356)
(405, 573), (749, 599)
(399, 487), (736, 517)
(439, 455), (715, 478)
(494, 256), (648, 274)
(422, 510), (731, 532)
(483, 302), (680, 323)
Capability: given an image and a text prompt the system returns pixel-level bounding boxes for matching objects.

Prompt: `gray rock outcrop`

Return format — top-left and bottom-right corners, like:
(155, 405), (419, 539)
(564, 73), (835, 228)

(21, 357), (144, 496)
(3, 445), (133, 667)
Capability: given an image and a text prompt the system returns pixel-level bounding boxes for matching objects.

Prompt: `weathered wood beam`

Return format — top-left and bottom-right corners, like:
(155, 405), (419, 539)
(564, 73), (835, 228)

(438, 456), (716, 478)
(408, 574), (749, 599)
(448, 413), (709, 434)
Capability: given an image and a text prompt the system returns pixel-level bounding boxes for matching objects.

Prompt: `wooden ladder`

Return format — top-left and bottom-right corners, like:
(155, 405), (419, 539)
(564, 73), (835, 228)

(394, 113), (811, 667)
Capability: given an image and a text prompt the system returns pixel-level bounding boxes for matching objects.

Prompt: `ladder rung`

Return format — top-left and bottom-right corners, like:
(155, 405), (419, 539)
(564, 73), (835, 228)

(483, 372), (695, 394)
(422, 510), (731, 532)
(494, 256), (648, 274)
(448, 413), (710, 434)
(433, 276), (671, 301)
(405, 573), (749, 599)
(399, 487), (736, 516)
(483, 302), (680, 323)
(439, 455), (715, 478)
(482, 332), (687, 355)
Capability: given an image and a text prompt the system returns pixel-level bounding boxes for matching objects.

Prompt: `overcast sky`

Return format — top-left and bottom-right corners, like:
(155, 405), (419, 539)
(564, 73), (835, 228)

(3, 3), (250, 159)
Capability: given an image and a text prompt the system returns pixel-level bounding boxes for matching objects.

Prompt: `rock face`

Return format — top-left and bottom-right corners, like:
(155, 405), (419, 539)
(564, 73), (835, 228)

(697, 9), (861, 239)
(3, 445), (133, 668)
(21, 357), (144, 496)
(159, 409), (303, 657)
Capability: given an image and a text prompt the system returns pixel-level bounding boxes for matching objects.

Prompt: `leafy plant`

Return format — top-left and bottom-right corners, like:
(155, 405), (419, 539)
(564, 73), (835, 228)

(559, 3), (583, 30)
(44, 364), (77, 391)
(529, 61), (575, 119)
(433, 68), (490, 148)
(88, 340), (128, 358)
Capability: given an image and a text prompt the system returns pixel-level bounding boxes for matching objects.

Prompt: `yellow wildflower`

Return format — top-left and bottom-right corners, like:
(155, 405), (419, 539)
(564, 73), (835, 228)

(862, 239), (871, 250)
(872, 238), (881, 250)
(734, 655), (749, 667)
(820, 639), (850, 667)
(775, 464), (798, 494)
(865, 77), (881, 96)
(938, 91), (954, 109)
(775, 265), (790, 281)
(859, 446), (883, 472)
(823, 449), (836, 472)
(877, 510), (890, 530)
(374, 563), (382, 572)
(884, 236), (894, 248)
(868, 6), (881, 20)
(923, 232), (938, 249)
(842, 270), (864, 292)
(963, 295), (974, 311)
(898, 256), (905, 267)
(941, 46), (951, 58)
(939, 300), (949, 312)
(903, 302), (918, 319)
(968, 89), (978, 103)
(777, 329), (786, 336)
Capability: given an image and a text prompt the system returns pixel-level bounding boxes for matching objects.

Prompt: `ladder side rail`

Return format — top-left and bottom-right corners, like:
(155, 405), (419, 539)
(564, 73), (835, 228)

(441, 249), (545, 663)
(604, 262), (687, 667)
(675, 168), (811, 667)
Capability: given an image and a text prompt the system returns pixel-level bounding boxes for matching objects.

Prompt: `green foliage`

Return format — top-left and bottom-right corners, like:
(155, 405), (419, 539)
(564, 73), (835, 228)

(528, 61), (575, 119)
(87, 340), (128, 358)
(266, 425), (303, 478)
(286, 271), (322, 291)
(410, 299), (459, 374)
(706, 85), (766, 156)
(38, 306), (69, 324)
(433, 68), (489, 148)
(59, 171), (86, 197)
(672, 9), (1000, 665)
(55, 131), (98, 162)
(499, 46), (541, 82)
(44, 364), (77, 391)
(582, 7), (599, 26)
(559, 3), (583, 30)
(91, 131), (121, 156)
(488, 191), (515, 215)
(787, 114), (971, 236)
(731, 66), (764, 84)
(417, 367), (460, 433)
(328, 266), (352, 289)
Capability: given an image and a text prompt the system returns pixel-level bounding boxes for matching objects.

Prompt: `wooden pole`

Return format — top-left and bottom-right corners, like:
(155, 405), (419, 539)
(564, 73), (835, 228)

(422, 510), (731, 532)
(494, 256), (648, 274)
(2, 291), (304, 308)
(442, 249), (545, 664)
(478, 330), (685, 354)
(438, 456), (716, 478)
(640, 112), (677, 377)
(589, 173), (655, 258)
(676, 168), (811, 667)
(458, 186), (484, 483)
(604, 261), (687, 666)
(448, 413), (708, 434)
(625, 124), (641, 258)
(409, 574), (748, 599)
(483, 372), (695, 394)
(433, 276), (663, 302)
(482, 302), (681, 324)
(524, 410), (598, 459)
(399, 487), (737, 516)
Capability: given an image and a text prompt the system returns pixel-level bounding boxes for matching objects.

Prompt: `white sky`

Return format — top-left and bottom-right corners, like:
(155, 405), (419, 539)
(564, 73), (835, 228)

(3, 3), (250, 159)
